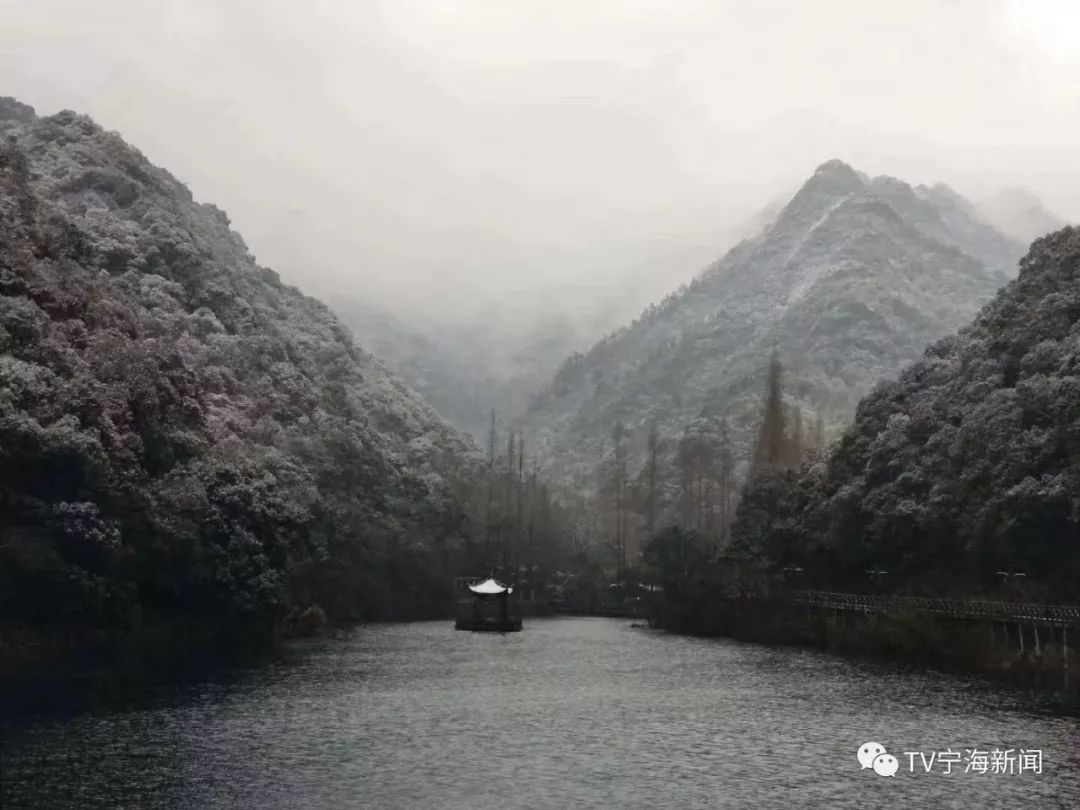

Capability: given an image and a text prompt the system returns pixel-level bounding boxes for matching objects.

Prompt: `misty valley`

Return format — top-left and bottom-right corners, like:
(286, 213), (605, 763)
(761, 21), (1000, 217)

(4, 7), (1080, 805)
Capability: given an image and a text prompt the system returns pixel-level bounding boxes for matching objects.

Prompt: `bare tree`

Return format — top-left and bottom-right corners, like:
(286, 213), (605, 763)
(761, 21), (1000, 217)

(485, 408), (497, 550)
(716, 416), (735, 547)
(516, 432), (525, 581)
(789, 406), (805, 467)
(502, 431), (515, 573)
(612, 420), (628, 578)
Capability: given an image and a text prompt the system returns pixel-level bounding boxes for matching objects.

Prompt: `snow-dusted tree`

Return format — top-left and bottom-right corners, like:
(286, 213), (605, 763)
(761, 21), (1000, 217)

(750, 349), (790, 477)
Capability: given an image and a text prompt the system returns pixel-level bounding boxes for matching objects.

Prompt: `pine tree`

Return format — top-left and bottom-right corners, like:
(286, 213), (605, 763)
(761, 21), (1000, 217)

(645, 419), (659, 539)
(751, 348), (788, 476)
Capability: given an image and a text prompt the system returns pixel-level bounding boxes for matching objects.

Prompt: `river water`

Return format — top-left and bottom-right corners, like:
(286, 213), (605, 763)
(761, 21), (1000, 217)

(2, 617), (1079, 809)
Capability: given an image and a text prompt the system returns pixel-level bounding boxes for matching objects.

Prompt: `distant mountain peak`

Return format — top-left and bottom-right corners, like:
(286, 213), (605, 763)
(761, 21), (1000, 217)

(765, 159), (867, 239)
(914, 181), (977, 214)
(814, 157), (858, 176)
(525, 161), (1023, 488)
(0, 96), (35, 123)
(804, 158), (865, 194)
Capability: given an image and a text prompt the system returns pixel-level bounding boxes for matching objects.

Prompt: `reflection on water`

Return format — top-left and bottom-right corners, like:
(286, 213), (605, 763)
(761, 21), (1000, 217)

(3, 618), (1080, 809)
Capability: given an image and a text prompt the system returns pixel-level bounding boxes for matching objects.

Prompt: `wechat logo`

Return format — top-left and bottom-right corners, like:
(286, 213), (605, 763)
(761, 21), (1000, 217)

(858, 742), (899, 777)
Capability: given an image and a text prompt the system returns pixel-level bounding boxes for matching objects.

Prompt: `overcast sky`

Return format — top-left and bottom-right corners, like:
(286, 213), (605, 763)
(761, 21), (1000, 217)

(4, 0), (1080, 330)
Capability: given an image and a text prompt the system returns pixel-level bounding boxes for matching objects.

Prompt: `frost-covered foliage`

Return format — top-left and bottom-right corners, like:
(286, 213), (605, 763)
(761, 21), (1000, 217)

(0, 98), (480, 638)
(731, 227), (1080, 600)
(525, 159), (1025, 489)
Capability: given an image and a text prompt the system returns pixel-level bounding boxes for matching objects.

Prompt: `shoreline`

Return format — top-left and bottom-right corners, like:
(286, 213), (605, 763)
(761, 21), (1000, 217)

(648, 595), (1080, 711)
(7, 606), (1080, 721)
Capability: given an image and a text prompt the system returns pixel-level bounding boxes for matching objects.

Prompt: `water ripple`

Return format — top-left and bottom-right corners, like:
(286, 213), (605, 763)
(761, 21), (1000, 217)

(3, 618), (1079, 809)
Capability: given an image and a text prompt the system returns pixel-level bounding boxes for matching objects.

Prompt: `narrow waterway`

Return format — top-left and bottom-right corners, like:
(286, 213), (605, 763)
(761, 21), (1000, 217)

(3, 618), (1079, 809)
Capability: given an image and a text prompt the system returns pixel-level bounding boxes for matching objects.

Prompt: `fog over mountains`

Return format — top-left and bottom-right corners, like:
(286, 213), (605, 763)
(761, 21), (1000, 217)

(341, 297), (592, 440)
(976, 187), (1068, 245)
(10, 2), (1080, 448)
(520, 159), (1030, 486)
(338, 152), (1070, 496)
(0, 89), (1073, 638)
(9, 5), (1080, 798)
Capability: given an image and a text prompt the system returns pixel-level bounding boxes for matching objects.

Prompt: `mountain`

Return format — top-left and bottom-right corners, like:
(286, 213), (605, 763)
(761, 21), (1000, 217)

(0, 97), (477, 644)
(340, 298), (589, 440)
(524, 160), (1026, 486)
(732, 226), (1080, 600)
(977, 187), (1068, 245)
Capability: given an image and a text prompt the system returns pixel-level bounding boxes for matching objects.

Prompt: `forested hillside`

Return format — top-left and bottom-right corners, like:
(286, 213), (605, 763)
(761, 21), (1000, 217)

(0, 97), (484, 651)
(525, 160), (1024, 492)
(732, 226), (1080, 601)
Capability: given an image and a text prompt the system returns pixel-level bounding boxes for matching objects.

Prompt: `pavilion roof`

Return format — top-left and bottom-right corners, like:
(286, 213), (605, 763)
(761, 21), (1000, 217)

(468, 578), (513, 596)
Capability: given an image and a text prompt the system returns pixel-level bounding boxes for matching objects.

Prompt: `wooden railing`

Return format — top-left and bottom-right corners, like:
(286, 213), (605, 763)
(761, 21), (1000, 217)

(734, 590), (1080, 626)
